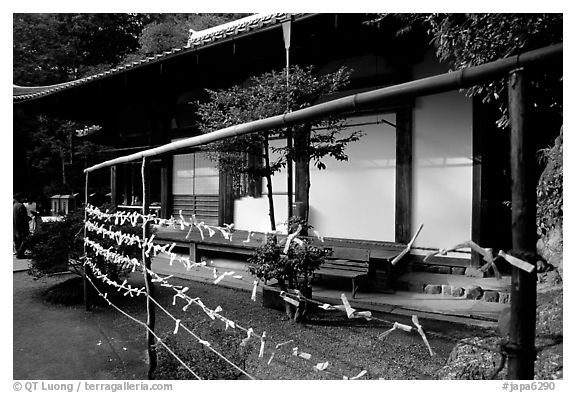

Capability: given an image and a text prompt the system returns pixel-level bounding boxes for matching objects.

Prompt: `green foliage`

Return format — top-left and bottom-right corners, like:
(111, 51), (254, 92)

(537, 130), (563, 236)
(28, 209), (85, 276)
(197, 65), (362, 186)
(28, 205), (147, 283)
(155, 321), (253, 380)
(15, 113), (107, 197)
(374, 13), (562, 128)
(136, 14), (249, 56)
(13, 13), (145, 85)
(248, 219), (330, 292)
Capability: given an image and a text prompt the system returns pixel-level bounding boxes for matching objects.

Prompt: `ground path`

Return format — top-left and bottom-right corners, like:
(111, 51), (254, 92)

(13, 257), (147, 380)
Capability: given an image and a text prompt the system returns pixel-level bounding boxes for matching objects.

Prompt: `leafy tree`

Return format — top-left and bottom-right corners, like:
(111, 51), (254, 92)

(373, 13), (563, 264)
(371, 13), (562, 128)
(130, 13), (250, 57)
(13, 13), (246, 198)
(13, 13), (146, 85)
(197, 65), (361, 231)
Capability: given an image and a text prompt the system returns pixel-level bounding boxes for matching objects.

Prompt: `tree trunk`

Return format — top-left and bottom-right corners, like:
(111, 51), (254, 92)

(263, 133), (276, 231)
(294, 125), (311, 235)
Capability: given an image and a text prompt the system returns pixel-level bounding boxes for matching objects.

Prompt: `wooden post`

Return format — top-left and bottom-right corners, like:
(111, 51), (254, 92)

(141, 158), (157, 379)
(283, 20), (294, 220)
(110, 165), (118, 206)
(506, 68), (537, 380)
(83, 172), (90, 311)
(395, 108), (412, 244)
(160, 157), (172, 219)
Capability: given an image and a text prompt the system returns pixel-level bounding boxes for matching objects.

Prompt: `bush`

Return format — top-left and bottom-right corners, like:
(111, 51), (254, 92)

(248, 217), (329, 321)
(28, 209), (84, 276)
(154, 320), (254, 380)
(29, 204), (153, 283)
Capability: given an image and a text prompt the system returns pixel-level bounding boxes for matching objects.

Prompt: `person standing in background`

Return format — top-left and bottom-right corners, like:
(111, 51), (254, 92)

(13, 193), (30, 259)
(23, 195), (38, 233)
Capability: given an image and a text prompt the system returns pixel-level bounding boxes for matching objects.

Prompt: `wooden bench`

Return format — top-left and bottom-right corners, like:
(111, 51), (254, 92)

(315, 246), (371, 298)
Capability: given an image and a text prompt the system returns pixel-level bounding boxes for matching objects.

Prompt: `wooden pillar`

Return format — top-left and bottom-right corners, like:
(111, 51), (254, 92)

(141, 158), (157, 379)
(160, 156), (172, 219)
(506, 68), (537, 380)
(472, 98), (512, 267)
(110, 165), (118, 206)
(294, 124), (311, 229)
(218, 169), (234, 226)
(395, 107), (413, 244)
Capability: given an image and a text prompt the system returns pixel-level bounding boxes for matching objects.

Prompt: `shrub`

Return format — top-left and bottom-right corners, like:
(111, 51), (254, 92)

(28, 209), (84, 276)
(248, 217), (330, 321)
(29, 204), (153, 283)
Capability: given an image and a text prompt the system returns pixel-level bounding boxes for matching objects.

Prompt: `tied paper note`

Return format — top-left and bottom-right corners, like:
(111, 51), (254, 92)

(412, 315), (434, 357)
(498, 250), (535, 273)
(340, 294), (372, 320)
(280, 291), (300, 307)
(251, 281), (258, 301)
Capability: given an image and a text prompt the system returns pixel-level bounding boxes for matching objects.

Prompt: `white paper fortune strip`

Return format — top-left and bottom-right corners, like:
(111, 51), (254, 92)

(259, 332), (266, 358)
(292, 347), (312, 360)
(283, 224), (302, 254)
(344, 370), (367, 380)
(280, 291), (300, 307)
(240, 328), (253, 347)
(412, 315), (434, 356)
(214, 271), (234, 284)
(340, 294), (372, 320)
(251, 281), (258, 301)
(267, 340), (294, 365)
(377, 322), (414, 340)
(314, 361), (329, 371)
(498, 250), (535, 273)
(391, 223), (423, 265)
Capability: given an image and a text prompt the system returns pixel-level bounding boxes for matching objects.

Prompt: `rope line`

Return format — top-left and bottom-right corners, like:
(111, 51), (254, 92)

(84, 274), (202, 380)
(146, 294), (257, 380)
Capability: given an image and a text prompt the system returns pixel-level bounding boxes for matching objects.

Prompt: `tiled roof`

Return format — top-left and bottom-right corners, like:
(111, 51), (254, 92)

(13, 13), (308, 103)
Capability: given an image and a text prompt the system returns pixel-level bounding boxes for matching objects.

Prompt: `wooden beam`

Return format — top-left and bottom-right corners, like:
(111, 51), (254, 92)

(395, 107), (412, 244)
(160, 157), (172, 219)
(218, 169), (234, 226)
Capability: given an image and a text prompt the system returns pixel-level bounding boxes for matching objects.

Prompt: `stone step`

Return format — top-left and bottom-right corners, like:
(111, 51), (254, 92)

(395, 272), (511, 303)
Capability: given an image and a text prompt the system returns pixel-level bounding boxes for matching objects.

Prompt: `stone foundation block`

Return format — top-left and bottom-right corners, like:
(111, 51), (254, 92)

(465, 285), (483, 300)
(437, 266), (451, 274)
(451, 287), (464, 297)
(482, 290), (499, 303)
(451, 267), (466, 275)
(424, 284), (442, 294)
(465, 267), (485, 278)
(498, 292), (511, 304)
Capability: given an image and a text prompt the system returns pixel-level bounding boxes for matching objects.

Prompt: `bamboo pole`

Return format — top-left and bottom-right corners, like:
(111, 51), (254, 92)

(84, 44), (561, 174)
(506, 69), (537, 379)
(83, 172), (90, 311)
(283, 20), (294, 220)
(141, 157), (157, 379)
